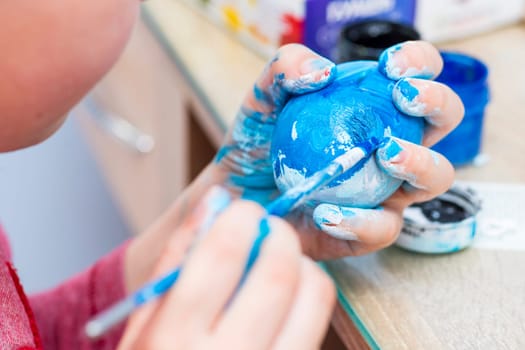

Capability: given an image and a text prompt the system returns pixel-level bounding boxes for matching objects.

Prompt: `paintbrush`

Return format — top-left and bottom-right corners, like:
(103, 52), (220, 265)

(84, 139), (378, 339)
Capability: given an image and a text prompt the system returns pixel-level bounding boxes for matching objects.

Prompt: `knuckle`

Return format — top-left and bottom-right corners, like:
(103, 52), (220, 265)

(214, 200), (265, 237)
(309, 262), (337, 306)
(209, 228), (247, 263)
(405, 145), (430, 175)
(232, 200), (266, 220)
(173, 279), (201, 307)
(264, 258), (300, 291)
(134, 331), (168, 350)
(201, 200), (267, 265)
(261, 233), (301, 288)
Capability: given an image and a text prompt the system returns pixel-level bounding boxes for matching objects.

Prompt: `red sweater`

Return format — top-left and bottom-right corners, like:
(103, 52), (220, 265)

(0, 225), (128, 349)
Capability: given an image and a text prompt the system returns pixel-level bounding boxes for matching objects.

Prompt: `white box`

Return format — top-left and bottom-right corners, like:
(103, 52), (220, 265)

(415, 0), (525, 42)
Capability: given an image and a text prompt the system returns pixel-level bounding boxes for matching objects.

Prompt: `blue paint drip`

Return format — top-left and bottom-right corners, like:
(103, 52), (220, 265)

(253, 84), (273, 106)
(275, 72), (285, 80)
(471, 221), (477, 238)
(247, 217), (271, 269)
(215, 144), (234, 163)
(238, 217), (272, 287)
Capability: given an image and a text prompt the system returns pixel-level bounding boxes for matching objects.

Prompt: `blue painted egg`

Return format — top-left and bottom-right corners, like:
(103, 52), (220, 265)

(271, 61), (424, 208)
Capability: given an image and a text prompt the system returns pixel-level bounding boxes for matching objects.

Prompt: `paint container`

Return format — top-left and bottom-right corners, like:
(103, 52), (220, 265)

(431, 52), (490, 166)
(337, 20), (420, 62)
(396, 185), (482, 254)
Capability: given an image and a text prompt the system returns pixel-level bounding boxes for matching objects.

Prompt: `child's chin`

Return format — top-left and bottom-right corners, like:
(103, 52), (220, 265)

(0, 114), (67, 152)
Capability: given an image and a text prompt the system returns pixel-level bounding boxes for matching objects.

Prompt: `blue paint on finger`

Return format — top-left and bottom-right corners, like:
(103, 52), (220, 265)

(243, 217), (272, 278)
(392, 79), (427, 116)
(395, 79), (419, 101)
(379, 43), (435, 80)
(377, 138), (404, 162)
(313, 204), (343, 228)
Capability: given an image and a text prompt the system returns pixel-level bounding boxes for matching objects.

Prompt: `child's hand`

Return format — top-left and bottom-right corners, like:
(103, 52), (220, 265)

(118, 188), (336, 349)
(213, 42), (464, 259)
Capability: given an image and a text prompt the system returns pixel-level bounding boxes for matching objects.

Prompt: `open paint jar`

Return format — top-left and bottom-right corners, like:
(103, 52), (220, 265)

(337, 20), (420, 62)
(432, 52), (490, 166)
(396, 185), (482, 254)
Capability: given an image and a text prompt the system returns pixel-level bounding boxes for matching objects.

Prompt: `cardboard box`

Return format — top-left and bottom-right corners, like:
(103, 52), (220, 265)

(183, 0), (524, 60)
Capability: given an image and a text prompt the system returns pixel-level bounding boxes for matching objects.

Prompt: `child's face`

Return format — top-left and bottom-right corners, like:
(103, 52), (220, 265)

(0, 0), (140, 152)
(0, 110), (68, 152)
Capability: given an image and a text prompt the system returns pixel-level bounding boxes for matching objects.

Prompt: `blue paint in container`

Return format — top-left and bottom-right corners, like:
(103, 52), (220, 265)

(432, 51), (490, 166)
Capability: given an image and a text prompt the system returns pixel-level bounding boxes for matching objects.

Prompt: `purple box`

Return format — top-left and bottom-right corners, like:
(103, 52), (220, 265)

(304, 0), (417, 59)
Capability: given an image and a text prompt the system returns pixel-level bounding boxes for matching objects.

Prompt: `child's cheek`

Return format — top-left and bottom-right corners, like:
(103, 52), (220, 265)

(0, 1), (140, 152)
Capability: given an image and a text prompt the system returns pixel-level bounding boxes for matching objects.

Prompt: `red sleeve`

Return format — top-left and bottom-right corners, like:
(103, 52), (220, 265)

(29, 242), (130, 350)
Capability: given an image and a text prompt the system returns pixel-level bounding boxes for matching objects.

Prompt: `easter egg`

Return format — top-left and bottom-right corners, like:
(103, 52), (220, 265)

(270, 61), (424, 208)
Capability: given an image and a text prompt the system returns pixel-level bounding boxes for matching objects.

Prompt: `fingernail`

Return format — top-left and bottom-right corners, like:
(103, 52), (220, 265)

(313, 204), (358, 241)
(378, 43), (404, 79)
(283, 58), (336, 93)
(314, 204), (343, 227)
(377, 138), (406, 164)
(392, 79), (426, 116)
(378, 42), (434, 80)
(393, 79), (430, 117)
(377, 139), (422, 187)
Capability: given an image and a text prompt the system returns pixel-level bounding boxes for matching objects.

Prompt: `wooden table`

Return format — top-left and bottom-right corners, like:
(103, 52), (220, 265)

(140, 1), (525, 348)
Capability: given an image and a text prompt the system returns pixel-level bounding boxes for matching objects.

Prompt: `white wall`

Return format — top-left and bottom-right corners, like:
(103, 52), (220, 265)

(0, 115), (130, 293)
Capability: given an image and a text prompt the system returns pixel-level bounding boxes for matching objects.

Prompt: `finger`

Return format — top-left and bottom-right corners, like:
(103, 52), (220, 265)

(376, 137), (454, 203)
(148, 200), (268, 344)
(378, 41), (443, 80)
(243, 43), (336, 115)
(272, 258), (336, 350)
(214, 217), (302, 350)
(313, 204), (403, 249)
(120, 187), (232, 349)
(216, 45), (335, 178)
(392, 78), (465, 146)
